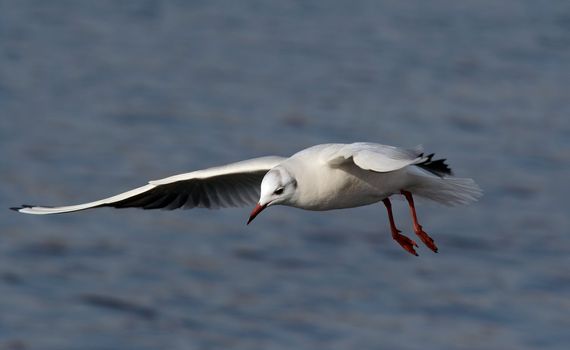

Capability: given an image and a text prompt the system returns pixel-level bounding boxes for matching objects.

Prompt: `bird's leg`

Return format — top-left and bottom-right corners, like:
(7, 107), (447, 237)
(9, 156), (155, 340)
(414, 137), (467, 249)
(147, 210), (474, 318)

(382, 198), (418, 256)
(400, 190), (438, 253)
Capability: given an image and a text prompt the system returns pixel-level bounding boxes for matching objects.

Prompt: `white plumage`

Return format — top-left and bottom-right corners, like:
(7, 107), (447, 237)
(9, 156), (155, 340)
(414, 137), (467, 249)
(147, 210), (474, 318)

(12, 143), (482, 255)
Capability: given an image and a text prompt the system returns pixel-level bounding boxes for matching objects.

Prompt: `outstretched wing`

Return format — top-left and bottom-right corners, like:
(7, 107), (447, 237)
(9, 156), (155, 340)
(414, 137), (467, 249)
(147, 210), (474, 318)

(12, 156), (285, 215)
(327, 142), (428, 172)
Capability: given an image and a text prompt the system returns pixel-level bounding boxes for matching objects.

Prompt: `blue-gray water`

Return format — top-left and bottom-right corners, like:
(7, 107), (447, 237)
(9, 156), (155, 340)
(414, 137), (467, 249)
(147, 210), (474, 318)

(1, 1), (569, 349)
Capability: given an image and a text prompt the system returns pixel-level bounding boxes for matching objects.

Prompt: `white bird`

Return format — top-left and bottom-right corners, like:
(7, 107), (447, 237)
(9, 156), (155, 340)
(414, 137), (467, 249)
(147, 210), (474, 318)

(12, 143), (481, 256)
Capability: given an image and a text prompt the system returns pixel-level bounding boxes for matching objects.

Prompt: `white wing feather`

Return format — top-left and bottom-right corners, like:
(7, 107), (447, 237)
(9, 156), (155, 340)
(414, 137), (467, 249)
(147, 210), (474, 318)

(13, 156), (285, 215)
(149, 156), (284, 185)
(328, 142), (427, 172)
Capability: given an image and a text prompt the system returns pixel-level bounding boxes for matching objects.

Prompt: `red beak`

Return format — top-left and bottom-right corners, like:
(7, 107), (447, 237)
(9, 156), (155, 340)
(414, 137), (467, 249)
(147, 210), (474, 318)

(247, 203), (267, 225)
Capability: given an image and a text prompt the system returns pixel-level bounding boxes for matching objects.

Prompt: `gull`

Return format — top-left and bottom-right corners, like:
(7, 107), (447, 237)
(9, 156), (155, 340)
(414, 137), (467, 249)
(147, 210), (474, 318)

(11, 143), (481, 255)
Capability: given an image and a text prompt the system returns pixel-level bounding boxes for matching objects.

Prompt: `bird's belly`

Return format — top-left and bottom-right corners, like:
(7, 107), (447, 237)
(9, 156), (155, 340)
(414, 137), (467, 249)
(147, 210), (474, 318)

(295, 167), (407, 211)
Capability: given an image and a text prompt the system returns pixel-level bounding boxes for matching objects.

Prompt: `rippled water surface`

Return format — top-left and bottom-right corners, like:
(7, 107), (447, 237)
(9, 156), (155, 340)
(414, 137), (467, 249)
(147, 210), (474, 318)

(1, 1), (569, 349)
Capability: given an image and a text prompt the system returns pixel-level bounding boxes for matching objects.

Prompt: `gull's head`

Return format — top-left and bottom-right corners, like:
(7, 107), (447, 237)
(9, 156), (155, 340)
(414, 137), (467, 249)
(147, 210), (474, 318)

(247, 167), (297, 224)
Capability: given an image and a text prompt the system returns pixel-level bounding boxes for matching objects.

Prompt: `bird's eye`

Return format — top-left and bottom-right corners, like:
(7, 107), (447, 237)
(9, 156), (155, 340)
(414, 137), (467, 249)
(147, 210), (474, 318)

(273, 187), (284, 195)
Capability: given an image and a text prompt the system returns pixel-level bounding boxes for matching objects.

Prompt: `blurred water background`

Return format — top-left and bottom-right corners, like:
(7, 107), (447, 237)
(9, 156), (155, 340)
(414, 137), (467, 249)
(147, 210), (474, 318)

(1, 1), (569, 349)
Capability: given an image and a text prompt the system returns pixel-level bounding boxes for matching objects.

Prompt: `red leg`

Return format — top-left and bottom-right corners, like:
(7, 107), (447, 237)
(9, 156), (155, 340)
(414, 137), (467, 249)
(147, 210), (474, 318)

(400, 190), (438, 253)
(382, 198), (418, 256)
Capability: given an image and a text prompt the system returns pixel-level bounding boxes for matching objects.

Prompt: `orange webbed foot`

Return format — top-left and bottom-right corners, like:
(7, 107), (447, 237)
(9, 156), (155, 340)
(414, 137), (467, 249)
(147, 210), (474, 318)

(392, 230), (419, 256)
(414, 225), (438, 253)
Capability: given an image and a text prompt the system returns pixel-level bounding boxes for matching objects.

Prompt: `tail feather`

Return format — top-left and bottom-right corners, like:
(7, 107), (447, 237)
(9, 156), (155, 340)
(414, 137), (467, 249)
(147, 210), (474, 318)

(409, 174), (482, 206)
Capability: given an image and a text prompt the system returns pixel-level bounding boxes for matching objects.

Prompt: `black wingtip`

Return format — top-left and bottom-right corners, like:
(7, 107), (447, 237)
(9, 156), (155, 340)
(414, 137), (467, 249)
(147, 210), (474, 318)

(417, 156), (453, 177)
(10, 204), (33, 212)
